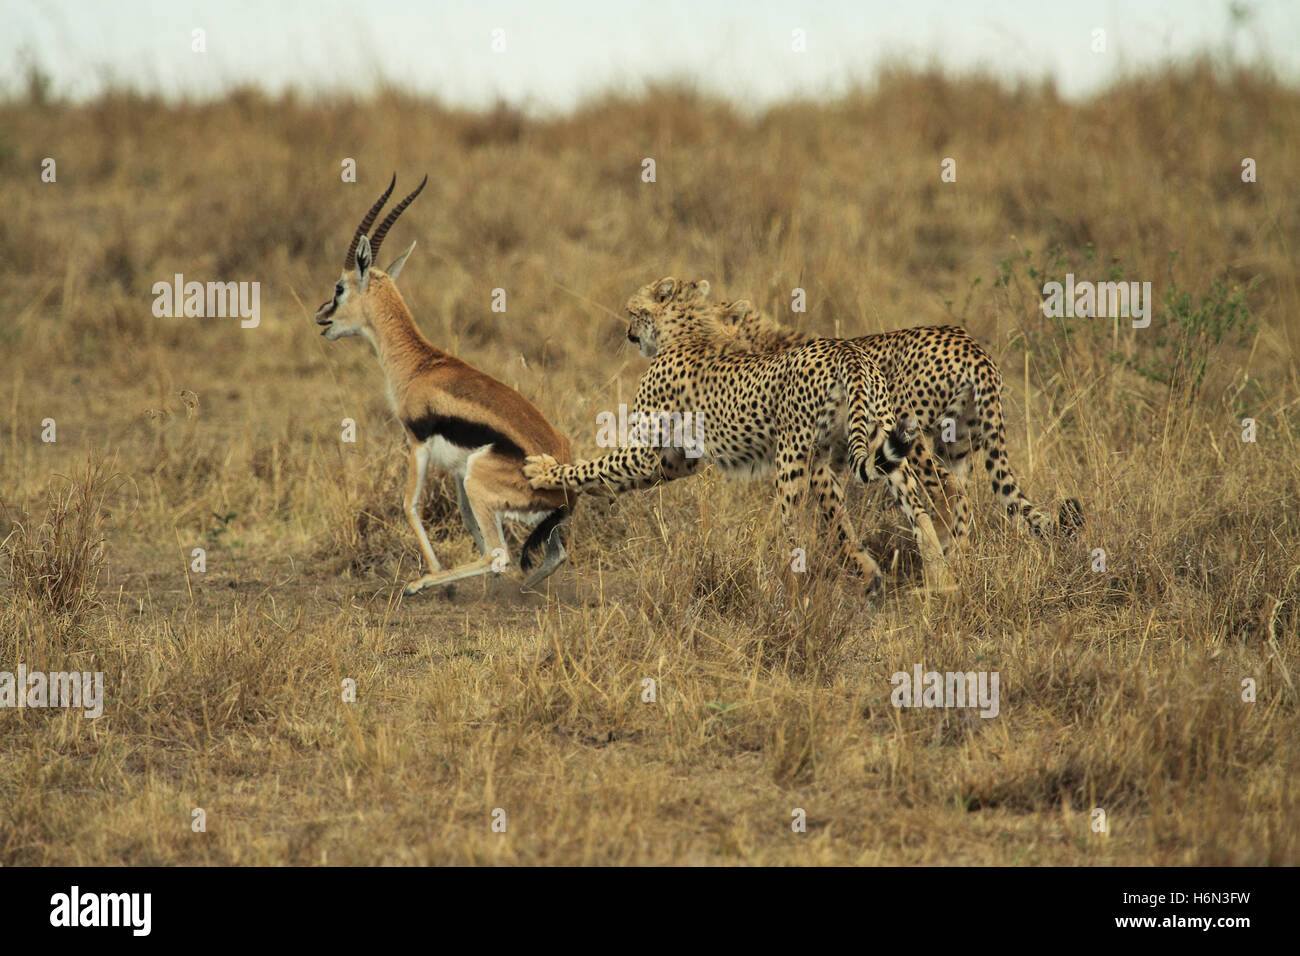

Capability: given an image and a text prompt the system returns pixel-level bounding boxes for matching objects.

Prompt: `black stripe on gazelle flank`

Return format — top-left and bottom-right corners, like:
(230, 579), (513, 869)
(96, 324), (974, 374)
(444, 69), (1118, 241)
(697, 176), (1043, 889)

(405, 412), (526, 458)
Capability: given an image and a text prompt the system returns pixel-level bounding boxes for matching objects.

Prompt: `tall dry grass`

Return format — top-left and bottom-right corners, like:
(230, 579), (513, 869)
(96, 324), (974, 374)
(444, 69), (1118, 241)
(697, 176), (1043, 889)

(0, 60), (1297, 864)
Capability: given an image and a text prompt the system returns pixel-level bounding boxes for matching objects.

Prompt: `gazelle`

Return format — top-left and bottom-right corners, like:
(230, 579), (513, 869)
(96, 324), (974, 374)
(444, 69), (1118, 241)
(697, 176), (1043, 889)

(315, 174), (575, 595)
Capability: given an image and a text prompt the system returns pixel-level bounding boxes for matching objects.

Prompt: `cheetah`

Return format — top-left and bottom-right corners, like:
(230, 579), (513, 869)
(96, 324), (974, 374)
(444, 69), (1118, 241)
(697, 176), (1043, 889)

(633, 280), (1082, 550)
(705, 298), (1083, 542)
(523, 278), (952, 593)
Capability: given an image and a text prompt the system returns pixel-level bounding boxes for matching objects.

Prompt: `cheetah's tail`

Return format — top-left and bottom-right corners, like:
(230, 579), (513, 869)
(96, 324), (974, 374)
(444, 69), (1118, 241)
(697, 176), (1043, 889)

(839, 346), (916, 484)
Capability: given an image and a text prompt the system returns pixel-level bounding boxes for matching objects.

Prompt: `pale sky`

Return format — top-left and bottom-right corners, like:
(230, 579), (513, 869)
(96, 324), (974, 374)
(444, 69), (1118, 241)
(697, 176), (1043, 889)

(4, 0), (1295, 110)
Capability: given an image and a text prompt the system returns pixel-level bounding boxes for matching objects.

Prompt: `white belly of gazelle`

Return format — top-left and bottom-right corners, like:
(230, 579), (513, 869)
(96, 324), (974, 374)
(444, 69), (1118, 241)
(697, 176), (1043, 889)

(426, 436), (476, 478)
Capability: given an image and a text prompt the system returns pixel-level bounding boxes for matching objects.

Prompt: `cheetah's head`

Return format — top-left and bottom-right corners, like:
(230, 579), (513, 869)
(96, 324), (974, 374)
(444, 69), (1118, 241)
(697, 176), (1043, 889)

(706, 300), (808, 353)
(625, 276), (711, 358)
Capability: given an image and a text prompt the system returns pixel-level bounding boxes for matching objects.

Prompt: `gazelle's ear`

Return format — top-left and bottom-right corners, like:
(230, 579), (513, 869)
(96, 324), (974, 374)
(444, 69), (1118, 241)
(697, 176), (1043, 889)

(355, 234), (373, 288)
(385, 240), (417, 281)
(655, 277), (677, 302)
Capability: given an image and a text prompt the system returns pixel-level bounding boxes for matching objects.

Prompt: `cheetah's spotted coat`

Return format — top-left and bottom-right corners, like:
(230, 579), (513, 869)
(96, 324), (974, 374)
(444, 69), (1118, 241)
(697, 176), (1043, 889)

(524, 278), (952, 591)
(632, 280), (1083, 551)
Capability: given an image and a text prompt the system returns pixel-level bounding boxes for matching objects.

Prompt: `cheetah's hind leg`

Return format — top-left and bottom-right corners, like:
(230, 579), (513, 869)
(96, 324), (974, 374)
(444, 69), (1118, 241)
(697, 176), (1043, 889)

(907, 433), (969, 556)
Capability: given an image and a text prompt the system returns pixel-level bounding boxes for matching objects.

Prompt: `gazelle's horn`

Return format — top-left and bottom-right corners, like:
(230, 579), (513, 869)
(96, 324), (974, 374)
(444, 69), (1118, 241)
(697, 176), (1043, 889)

(369, 175), (428, 260)
(345, 173), (396, 269)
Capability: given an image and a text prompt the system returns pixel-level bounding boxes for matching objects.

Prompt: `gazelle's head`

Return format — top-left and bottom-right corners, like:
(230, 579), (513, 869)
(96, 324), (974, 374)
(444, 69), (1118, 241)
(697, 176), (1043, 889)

(316, 173), (427, 341)
(624, 276), (711, 358)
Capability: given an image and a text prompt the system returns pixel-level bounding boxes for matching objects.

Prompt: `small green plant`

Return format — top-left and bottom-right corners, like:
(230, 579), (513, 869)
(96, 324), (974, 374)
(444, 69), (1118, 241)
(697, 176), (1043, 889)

(205, 509), (239, 549)
(994, 244), (1257, 403)
(1161, 270), (1257, 399)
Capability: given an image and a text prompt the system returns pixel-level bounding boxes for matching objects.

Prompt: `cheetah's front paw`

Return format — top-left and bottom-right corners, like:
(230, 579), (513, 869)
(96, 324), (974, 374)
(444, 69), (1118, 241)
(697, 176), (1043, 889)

(524, 453), (564, 489)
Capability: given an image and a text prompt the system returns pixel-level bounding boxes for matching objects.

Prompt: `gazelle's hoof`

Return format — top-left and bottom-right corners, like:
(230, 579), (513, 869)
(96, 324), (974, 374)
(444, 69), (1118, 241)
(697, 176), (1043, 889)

(403, 576), (459, 599)
(403, 575), (438, 596)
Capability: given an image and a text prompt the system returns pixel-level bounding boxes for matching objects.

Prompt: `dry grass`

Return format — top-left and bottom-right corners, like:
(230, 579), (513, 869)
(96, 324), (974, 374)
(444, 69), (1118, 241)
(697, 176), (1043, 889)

(1, 61), (1297, 865)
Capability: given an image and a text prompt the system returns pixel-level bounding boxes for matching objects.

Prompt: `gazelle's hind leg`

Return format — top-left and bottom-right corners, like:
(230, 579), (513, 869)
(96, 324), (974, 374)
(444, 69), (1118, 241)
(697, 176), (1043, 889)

(521, 521), (568, 590)
(519, 506), (570, 590)
(456, 476), (487, 555)
(403, 469), (509, 596)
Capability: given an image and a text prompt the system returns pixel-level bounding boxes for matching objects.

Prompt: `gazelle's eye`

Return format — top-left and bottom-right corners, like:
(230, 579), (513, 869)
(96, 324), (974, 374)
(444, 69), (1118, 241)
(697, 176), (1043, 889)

(335, 283), (344, 297)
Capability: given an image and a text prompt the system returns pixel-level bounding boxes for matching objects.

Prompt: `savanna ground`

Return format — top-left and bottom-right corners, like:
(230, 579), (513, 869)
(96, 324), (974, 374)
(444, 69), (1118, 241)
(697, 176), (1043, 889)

(1, 61), (1297, 865)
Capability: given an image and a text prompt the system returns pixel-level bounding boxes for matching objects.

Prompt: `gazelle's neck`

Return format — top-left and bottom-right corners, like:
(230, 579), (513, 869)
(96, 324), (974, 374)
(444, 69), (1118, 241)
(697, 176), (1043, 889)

(365, 278), (447, 391)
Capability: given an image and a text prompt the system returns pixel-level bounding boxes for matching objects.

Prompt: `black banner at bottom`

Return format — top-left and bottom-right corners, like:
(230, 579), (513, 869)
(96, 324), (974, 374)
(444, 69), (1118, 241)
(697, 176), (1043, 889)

(0, 865), (1280, 943)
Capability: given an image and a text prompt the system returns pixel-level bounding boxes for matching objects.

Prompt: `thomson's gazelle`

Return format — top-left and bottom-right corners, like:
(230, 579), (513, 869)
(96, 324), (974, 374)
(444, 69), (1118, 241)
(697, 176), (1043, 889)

(315, 174), (575, 595)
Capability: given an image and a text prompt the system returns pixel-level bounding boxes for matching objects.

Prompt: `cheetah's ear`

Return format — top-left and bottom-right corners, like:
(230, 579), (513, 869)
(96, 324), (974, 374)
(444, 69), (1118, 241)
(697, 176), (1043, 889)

(692, 279), (710, 299)
(724, 300), (754, 324)
(654, 277), (677, 302)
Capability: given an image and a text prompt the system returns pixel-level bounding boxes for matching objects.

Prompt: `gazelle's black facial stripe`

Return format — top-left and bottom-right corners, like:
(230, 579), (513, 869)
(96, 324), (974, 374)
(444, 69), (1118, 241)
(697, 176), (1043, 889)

(317, 282), (346, 322)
